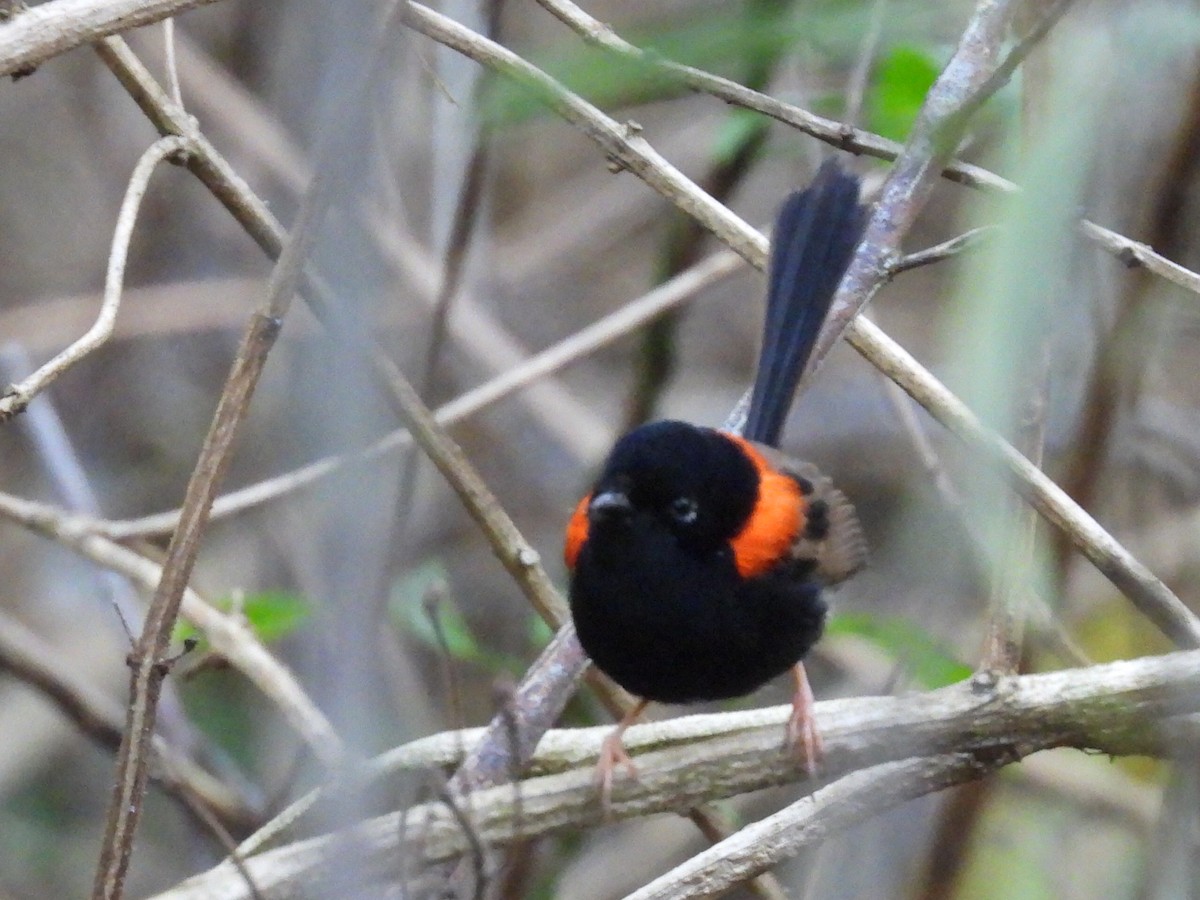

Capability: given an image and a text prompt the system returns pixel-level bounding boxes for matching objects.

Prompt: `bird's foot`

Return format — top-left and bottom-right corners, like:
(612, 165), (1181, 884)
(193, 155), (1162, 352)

(595, 728), (639, 812)
(786, 662), (823, 776)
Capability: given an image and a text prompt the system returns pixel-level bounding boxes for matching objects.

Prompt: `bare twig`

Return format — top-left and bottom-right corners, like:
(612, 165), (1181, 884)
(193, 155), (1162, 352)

(0, 0), (231, 77)
(161, 18), (182, 107)
(848, 318), (1200, 647)
(94, 36), (287, 272)
(887, 226), (996, 278)
(809, 0), (1060, 368)
(0, 135), (190, 422)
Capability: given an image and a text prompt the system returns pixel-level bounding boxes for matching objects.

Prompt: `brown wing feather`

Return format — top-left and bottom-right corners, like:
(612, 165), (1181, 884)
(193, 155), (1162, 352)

(750, 443), (867, 586)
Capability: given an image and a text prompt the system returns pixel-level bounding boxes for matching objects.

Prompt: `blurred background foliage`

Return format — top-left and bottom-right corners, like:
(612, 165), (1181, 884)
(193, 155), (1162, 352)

(1, 0), (1198, 897)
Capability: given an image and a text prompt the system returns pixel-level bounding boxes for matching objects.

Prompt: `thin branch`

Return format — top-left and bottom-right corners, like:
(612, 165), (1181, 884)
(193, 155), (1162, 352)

(94, 36), (287, 269)
(0, 0), (230, 78)
(846, 316), (1200, 648)
(886, 226), (996, 278)
(0, 135), (189, 422)
(149, 648), (1200, 899)
(981, 342), (1051, 672)
(403, 0), (1200, 647)
(92, 314), (290, 900)
(161, 18), (182, 107)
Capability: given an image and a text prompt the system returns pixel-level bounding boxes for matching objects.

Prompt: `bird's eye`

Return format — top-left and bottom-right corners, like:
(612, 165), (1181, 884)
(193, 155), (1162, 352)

(669, 497), (699, 524)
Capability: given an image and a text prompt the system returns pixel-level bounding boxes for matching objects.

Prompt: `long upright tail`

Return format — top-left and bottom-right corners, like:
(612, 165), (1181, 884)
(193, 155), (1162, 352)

(743, 161), (867, 448)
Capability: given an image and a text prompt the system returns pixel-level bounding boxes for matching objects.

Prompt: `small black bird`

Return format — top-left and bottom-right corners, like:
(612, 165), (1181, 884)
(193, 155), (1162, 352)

(565, 161), (869, 801)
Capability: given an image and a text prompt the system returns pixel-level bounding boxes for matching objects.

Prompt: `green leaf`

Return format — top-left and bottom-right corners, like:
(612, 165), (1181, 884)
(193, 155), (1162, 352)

(710, 109), (770, 167)
(825, 613), (970, 688)
(172, 590), (310, 647)
(390, 561), (517, 672)
(866, 44), (940, 141)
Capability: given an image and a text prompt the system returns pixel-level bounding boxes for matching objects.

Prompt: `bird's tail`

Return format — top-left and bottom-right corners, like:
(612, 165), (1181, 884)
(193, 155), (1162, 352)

(743, 160), (867, 448)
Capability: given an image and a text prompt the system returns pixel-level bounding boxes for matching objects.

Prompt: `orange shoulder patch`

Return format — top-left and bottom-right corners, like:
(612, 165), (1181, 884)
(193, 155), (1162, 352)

(723, 435), (803, 578)
(564, 492), (591, 570)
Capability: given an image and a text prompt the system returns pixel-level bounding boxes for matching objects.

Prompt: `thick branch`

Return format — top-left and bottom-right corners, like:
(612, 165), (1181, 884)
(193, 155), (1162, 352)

(152, 649), (1200, 899)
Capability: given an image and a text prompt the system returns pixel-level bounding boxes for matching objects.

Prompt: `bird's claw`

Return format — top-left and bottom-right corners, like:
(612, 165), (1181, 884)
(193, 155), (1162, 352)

(786, 703), (824, 776)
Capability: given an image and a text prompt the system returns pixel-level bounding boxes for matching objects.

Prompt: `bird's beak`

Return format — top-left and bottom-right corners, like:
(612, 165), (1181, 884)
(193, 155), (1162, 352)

(588, 490), (632, 522)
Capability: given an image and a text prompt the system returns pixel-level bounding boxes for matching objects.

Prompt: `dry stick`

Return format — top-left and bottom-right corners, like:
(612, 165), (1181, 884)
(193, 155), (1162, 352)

(92, 309), (286, 900)
(161, 18), (182, 108)
(886, 226), (995, 278)
(95, 36), (285, 263)
(147, 649), (1200, 899)
(0, 0), (231, 78)
(852, 319), (1200, 647)
(403, 0), (1200, 648)
(629, 755), (984, 900)
(0, 135), (188, 422)
(534, 0), (1200, 301)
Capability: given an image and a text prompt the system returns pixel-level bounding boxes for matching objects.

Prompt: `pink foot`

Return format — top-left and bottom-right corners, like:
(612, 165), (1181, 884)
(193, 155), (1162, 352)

(787, 663), (824, 775)
(596, 729), (640, 810)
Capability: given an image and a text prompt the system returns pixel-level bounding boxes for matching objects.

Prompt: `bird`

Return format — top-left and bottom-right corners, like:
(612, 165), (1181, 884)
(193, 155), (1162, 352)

(564, 160), (870, 804)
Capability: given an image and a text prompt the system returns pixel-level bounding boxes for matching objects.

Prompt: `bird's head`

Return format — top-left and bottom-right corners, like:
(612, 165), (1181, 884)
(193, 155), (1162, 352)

(585, 420), (760, 553)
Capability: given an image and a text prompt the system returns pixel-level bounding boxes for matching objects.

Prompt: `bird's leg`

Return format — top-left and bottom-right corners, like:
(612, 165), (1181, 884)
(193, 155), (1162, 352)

(596, 698), (649, 810)
(786, 662), (823, 775)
